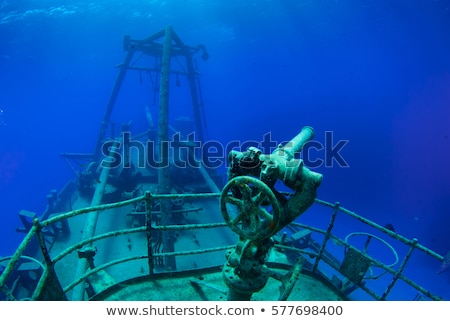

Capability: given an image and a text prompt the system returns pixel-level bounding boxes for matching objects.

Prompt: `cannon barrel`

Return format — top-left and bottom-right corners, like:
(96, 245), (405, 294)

(274, 126), (314, 160)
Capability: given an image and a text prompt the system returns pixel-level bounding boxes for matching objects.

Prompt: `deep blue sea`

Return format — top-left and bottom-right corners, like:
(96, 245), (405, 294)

(1, 0), (449, 300)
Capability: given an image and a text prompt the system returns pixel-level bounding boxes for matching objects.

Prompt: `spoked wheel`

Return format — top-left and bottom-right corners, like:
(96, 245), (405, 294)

(220, 176), (281, 241)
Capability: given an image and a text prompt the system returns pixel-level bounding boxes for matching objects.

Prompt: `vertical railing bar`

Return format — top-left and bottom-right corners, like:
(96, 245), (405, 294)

(312, 202), (340, 272)
(30, 266), (50, 300)
(145, 191), (154, 276)
(380, 238), (418, 300)
(30, 218), (54, 300)
(0, 225), (38, 300)
(33, 218), (53, 266)
(31, 218), (61, 300)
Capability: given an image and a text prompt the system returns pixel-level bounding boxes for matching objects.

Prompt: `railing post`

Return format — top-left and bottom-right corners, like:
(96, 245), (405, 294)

(145, 191), (154, 276)
(380, 238), (418, 300)
(33, 218), (53, 266)
(32, 218), (67, 300)
(312, 202), (340, 272)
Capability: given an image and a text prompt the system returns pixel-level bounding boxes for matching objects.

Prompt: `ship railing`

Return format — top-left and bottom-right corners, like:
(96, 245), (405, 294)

(274, 199), (444, 301)
(0, 193), (446, 301)
(0, 191), (233, 301)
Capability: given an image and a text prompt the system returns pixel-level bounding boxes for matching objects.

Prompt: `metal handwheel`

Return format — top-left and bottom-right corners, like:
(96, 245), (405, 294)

(220, 176), (281, 241)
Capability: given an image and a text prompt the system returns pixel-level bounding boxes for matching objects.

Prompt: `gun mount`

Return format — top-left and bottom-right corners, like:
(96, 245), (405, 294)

(220, 126), (322, 300)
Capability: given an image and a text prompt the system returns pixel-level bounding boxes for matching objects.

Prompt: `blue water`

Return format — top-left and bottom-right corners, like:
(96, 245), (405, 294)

(0, 0), (449, 299)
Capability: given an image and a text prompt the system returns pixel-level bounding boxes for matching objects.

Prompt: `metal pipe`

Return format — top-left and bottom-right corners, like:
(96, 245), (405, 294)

(71, 142), (119, 300)
(158, 26), (172, 194)
(171, 29), (205, 142)
(94, 46), (135, 158)
(185, 51), (204, 143)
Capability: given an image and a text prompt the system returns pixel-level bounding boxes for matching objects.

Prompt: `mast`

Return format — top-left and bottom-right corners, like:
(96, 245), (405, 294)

(158, 26), (176, 269)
